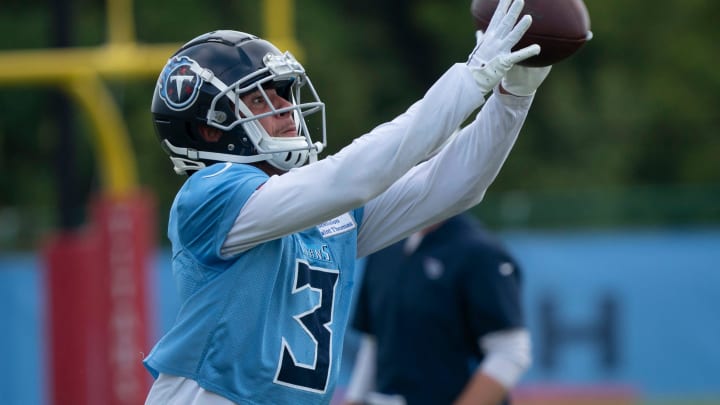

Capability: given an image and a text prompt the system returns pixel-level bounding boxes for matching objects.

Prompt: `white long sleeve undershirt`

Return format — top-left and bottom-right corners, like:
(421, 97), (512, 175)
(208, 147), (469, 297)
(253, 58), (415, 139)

(221, 64), (533, 256)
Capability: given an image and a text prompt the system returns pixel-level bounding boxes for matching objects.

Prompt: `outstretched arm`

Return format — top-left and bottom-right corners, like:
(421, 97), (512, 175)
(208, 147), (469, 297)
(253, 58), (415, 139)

(222, 0), (539, 255)
(357, 90), (533, 257)
(222, 64), (484, 254)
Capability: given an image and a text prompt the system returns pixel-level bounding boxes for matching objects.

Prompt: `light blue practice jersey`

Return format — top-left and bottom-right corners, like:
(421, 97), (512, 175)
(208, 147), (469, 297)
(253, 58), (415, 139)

(144, 163), (364, 404)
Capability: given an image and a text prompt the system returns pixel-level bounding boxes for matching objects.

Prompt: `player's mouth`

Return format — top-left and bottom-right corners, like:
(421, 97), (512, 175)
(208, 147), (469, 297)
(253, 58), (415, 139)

(278, 126), (298, 137)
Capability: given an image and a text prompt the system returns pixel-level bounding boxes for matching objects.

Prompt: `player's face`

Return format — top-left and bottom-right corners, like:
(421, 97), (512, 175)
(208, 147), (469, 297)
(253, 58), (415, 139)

(241, 88), (297, 138)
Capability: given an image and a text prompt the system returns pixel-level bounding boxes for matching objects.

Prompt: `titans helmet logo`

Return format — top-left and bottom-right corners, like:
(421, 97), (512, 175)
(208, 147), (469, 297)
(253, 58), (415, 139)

(158, 56), (203, 111)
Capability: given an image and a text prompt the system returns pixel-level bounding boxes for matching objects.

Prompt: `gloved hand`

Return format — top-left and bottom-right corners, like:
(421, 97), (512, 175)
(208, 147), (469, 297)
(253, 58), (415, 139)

(467, 0), (540, 94)
(501, 64), (552, 96)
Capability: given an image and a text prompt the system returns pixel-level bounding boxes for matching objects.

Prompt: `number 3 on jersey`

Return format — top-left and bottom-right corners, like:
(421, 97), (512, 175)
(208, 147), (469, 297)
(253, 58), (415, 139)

(275, 260), (339, 393)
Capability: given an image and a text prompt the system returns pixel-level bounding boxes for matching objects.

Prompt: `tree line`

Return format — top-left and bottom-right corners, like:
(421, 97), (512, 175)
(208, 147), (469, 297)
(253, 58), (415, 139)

(0, 0), (718, 249)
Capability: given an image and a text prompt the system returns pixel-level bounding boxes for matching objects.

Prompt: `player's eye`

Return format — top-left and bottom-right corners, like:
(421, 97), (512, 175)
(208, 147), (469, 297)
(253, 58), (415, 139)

(247, 96), (268, 112)
(242, 90), (266, 108)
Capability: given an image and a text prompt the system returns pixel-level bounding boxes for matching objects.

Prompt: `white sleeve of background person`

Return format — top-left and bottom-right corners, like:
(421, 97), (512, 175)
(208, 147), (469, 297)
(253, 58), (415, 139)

(222, 64), (485, 255)
(356, 90), (533, 257)
(344, 335), (378, 403)
(478, 328), (532, 389)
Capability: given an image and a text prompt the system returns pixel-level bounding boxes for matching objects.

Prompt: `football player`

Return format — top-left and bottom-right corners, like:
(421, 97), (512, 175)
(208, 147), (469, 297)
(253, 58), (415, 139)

(143, 0), (551, 403)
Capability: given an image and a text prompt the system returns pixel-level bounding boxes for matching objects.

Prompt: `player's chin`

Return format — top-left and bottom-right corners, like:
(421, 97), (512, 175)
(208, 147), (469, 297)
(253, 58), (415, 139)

(276, 129), (298, 138)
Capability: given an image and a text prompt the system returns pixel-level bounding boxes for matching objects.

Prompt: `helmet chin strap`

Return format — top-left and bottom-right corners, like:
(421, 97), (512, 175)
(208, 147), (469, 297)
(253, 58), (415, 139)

(267, 150), (308, 172)
(170, 157), (206, 175)
(163, 139), (271, 164)
(243, 119), (324, 171)
(267, 141), (325, 171)
(164, 139), (322, 174)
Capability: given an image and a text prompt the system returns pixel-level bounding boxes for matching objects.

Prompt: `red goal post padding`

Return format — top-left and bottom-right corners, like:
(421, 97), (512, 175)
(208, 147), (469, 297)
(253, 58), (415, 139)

(43, 191), (156, 405)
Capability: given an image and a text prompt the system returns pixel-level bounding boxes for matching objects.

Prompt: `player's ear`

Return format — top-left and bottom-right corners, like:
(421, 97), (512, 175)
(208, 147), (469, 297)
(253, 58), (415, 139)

(199, 124), (223, 143)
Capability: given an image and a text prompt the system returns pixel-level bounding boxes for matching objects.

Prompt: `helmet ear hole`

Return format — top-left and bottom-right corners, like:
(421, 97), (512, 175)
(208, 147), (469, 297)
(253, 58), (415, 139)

(198, 125), (223, 143)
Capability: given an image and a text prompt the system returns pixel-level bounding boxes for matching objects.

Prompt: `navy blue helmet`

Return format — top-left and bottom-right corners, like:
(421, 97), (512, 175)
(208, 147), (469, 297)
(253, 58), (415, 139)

(151, 30), (326, 174)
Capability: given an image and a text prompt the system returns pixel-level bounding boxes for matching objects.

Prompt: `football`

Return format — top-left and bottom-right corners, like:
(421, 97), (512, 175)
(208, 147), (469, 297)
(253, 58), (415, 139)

(470, 0), (592, 67)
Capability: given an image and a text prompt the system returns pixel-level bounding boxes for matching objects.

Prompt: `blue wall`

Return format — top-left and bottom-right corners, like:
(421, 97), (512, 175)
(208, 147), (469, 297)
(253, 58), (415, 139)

(2, 228), (719, 404)
(508, 229), (720, 397)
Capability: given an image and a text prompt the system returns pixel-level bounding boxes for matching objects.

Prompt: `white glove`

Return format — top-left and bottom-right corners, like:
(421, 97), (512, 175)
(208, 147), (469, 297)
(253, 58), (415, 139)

(467, 0), (540, 94)
(501, 65), (552, 96)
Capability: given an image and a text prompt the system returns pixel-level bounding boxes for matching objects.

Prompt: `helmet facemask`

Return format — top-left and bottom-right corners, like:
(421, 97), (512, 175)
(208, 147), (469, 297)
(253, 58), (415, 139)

(204, 51), (326, 172)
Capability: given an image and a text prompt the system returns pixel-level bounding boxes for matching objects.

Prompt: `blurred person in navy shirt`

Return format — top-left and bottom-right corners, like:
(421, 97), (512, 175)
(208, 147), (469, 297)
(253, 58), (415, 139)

(344, 213), (530, 405)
